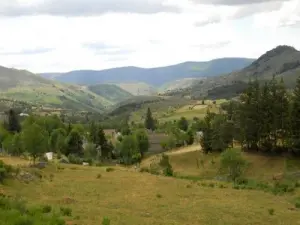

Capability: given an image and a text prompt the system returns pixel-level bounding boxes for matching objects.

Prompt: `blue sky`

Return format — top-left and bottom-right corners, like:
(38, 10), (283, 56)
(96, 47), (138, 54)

(0, 0), (299, 73)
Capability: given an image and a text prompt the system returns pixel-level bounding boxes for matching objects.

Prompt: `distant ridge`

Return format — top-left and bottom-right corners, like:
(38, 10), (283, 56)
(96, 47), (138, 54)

(40, 57), (255, 86)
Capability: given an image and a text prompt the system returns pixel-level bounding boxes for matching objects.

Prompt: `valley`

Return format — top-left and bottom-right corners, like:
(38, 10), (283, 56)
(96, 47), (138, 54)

(1, 45), (300, 225)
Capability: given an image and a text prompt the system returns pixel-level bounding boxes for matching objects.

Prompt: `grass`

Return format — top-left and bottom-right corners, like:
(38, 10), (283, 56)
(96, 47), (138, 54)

(1, 156), (300, 225)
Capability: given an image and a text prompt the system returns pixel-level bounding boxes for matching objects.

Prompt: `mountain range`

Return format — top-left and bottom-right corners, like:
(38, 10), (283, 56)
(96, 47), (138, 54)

(1, 45), (299, 113)
(40, 58), (255, 87)
(178, 45), (300, 99)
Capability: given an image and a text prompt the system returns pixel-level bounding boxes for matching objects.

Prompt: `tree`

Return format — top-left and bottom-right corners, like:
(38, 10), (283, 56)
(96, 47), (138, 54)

(49, 128), (67, 152)
(6, 109), (21, 133)
(290, 76), (300, 152)
(65, 129), (83, 156)
(120, 135), (140, 165)
(144, 108), (155, 131)
(3, 133), (23, 156)
(135, 130), (149, 157)
(200, 111), (215, 154)
(177, 117), (189, 131)
(219, 148), (247, 181)
(22, 124), (49, 164)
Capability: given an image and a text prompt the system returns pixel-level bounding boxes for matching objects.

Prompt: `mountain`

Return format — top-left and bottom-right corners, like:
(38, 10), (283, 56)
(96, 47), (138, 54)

(40, 58), (255, 86)
(114, 82), (157, 95)
(0, 66), (115, 112)
(177, 45), (300, 99)
(87, 84), (133, 103)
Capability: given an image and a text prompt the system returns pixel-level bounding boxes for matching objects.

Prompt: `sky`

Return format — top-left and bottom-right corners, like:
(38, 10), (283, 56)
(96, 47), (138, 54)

(0, 0), (299, 73)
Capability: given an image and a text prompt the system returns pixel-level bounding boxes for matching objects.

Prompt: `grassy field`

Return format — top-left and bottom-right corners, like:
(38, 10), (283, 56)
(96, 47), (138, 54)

(1, 150), (300, 225)
(129, 99), (226, 123)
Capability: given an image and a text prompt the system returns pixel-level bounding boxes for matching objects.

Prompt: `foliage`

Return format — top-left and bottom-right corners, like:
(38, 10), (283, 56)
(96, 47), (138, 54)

(177, 117), (189, 131)
(119, 135), (140, 165)
(21, 123), (49, 164)
(64, 129), (83, 156)
(219, 148), (247, 181)
(6, 109), (21, 133)
(49, 128), (67, 153)
(145, 107), (155, 131)
(159, 154), (173, 176)
(2, 133), (23, 156)
(0, 196), (66, 225)
(135, 130), (149, 157)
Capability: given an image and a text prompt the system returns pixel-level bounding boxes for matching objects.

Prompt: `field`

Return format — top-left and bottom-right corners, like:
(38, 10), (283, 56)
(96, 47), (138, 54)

(1, 147), (300, 225)
(129, 98), (227, 123)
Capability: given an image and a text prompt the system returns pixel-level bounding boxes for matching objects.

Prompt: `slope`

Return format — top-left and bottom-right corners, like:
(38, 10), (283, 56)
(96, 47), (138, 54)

(115, 82), (157, 95)
(40, 58), (255, 86)
(0, 65), (112, 112)
(87, 84), (133, 104)
(176, 45), (300, 99)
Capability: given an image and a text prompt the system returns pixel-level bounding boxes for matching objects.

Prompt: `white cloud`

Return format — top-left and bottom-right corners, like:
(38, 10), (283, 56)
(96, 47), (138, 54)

(0, 0), (179, 16)
(0, 0), (299, 73)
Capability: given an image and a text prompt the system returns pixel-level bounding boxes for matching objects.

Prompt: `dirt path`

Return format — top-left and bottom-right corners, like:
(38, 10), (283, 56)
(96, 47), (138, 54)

(166, 145), (201, 156)
(140, 144), (201, 168)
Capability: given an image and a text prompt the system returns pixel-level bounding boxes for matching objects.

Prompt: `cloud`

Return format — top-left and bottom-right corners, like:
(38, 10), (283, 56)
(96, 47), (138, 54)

(191, 0), (289, 6)
(194, 15), (221, 26)
(0, 0), (180, 16)
(191, 41), (231, 50)
(0, 48), (53, 55)
(82, 42), (135, 55)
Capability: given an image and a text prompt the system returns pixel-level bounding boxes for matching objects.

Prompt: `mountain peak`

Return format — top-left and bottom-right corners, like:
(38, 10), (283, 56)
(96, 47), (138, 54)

(256, 45), (298, 63)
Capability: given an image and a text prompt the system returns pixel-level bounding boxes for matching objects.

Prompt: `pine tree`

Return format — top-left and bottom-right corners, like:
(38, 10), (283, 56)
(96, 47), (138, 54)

(145, 108), (155, 131)
(6, 109), (21, 133)
(290, 76), (300, 152)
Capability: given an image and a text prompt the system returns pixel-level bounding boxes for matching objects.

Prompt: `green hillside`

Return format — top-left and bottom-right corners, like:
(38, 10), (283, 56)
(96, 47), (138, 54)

(168, 45), (300, 99)
(88, 84), (133, 104)
(0, 66), (113, 112)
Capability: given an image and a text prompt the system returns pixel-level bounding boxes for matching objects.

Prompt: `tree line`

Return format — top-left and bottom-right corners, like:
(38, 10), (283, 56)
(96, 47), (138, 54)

(0, 110), (150, 165)
(200, 76), (300, 155)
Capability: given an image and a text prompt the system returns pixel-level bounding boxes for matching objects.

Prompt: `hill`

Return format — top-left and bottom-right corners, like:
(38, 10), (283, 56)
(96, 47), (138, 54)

(115, 82), (157, 95)
(0, 65), (113, 112)
(87, 84), (133, 104)
(172, 45), (300, 99)
(40, 58), (255, 86)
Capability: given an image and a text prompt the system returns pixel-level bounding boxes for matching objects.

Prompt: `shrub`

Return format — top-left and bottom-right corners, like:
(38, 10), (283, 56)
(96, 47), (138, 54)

(106, 168), (114, 172)
(102, 217), (111, 225)
(156, 194), (162, 198)
(159, 154), (173, 177)
(60, 207), (72, 216)
(268, 208), (274, 215)
(41, 204), (52, 213)
(96, 174), (102, 179)
(219, 148), (247, 181)
(295, 200), (300, 209)
(0, 196), (66, 224)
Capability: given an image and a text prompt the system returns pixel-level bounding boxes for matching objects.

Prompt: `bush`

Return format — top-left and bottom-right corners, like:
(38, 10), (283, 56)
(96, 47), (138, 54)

(219, 148), (247, 181)
(96, 174), (102, 179)
(106, 168), (114, 172)
(102, 217), (111, 225)
(156, 193), (162, 198)
(0, 160), (14, 183)
(60, 207), (72, 216)
(268, 208), (274, 215)
(41, 204), (52, 213)
(0, 196), (66, 224)
(159, 154), (173, 177)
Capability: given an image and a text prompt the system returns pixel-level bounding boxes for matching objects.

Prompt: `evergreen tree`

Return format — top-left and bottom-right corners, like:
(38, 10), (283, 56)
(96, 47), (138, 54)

(290, 76), (300, 152)
(177, 117), (189, 131)
(65, 129), (83, 156)
(6, 109), (21, 133)
(144, 108), (155, 131)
